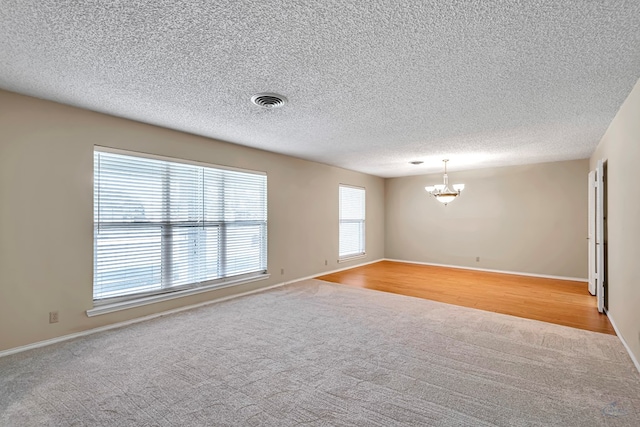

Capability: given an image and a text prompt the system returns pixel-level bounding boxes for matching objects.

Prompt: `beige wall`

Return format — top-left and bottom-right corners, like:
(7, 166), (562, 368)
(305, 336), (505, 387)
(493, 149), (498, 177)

(0, 90), (385, 351)
(385, 160), (589, 278)
(590, 78), (640, 367)
(3, 81), (636, 360)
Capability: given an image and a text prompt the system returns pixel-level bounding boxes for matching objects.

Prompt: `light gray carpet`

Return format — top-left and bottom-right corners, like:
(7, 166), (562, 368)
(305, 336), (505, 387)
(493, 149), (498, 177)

(1, 279), (639, 426)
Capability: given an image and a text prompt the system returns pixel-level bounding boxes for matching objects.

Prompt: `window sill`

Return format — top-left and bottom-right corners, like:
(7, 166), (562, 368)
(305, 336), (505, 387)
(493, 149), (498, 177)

(338, 253), (366, 263)
(86, 273), (270, 317)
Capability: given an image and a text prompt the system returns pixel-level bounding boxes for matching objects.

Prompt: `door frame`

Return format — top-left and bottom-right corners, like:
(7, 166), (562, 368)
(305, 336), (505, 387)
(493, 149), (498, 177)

(595, 159), (606, 313)
(588, 170), (596, 296)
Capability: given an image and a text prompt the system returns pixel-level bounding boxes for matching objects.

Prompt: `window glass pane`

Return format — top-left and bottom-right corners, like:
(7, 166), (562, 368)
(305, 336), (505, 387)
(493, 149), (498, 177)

(202, 226), (222, 279)
(223, 170), (268, 221)
(170, 226), (208, 287)
(94, 226), (162, 299)
(225, 224), (266, 276)
(168, 164), (203, 222)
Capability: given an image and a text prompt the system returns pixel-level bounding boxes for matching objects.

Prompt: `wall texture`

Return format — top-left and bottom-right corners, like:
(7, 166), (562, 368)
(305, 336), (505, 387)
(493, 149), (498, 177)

(0, 90), (385, 351)
(590, 78), (640, 367)
(385, 160), (589, 278)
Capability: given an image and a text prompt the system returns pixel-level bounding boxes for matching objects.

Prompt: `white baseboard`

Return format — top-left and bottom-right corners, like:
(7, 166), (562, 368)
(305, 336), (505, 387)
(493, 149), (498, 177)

(311, 258), (385, 279)
(0, 257), (384, 359)
(384, 258), (587, 282)
(604, 309), (640, 375)
(0, 280), (289, 359)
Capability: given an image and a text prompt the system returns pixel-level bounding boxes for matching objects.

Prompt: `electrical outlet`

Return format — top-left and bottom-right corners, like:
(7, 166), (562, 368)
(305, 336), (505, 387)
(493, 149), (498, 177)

(49, 311), (59, 324)
(325, 259), (328, 266)
(281, 268), (284, 275)
(476, 256), (480, 262)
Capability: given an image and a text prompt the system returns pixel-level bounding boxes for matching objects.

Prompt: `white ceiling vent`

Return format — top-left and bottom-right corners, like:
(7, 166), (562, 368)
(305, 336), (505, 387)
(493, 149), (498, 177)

(251, 93), (287, 109)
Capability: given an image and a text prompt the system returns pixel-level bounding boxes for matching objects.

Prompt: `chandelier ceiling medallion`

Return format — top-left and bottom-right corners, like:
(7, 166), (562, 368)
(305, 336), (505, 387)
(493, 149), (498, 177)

(424, 159), (464, 205)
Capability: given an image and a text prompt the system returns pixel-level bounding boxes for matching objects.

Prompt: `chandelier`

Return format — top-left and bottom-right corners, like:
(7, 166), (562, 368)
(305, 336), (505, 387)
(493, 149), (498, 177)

(424, 159), (464, 205)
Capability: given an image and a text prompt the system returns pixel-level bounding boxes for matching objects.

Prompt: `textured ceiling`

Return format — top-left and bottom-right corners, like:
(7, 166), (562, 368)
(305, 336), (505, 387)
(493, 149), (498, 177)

(1, 1), (640, 177)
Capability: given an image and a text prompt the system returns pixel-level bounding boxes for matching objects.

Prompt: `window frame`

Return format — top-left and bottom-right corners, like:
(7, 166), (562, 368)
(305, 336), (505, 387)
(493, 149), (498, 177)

(338, 184), (366, 261)
(91, 147), (268, 313)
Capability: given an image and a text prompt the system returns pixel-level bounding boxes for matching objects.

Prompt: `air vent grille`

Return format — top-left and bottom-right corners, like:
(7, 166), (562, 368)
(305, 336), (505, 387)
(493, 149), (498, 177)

(251, 93), (287, 108)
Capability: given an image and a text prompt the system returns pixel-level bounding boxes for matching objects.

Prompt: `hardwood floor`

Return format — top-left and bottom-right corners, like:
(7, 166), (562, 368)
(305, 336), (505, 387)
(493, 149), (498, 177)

(317, 260), (615, 335)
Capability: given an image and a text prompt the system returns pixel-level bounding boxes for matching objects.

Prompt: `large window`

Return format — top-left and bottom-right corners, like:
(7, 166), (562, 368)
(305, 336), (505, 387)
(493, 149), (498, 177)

(93, 148), (267, 301)
(339, 185), (365, 259)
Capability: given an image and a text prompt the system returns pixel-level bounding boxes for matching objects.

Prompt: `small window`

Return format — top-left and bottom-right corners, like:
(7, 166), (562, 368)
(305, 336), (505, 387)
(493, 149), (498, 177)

(93, 148), (267, 301)
(339, 185), (365, 259)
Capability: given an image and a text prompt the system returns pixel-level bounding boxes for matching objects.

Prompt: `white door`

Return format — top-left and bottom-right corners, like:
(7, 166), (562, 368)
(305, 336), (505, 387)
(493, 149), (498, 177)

(596, 159), (605, 313)
(587, 170), (596, 296)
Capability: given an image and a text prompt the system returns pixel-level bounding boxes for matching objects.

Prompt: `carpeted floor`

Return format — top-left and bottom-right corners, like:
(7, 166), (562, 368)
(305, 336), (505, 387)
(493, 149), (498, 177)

(1, 279), (639, 426)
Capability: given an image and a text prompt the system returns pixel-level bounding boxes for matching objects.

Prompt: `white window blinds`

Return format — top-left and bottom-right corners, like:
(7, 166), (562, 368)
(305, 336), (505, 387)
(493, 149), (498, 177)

(94, 149), (267, 301)
(339, 185), (365, 258)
